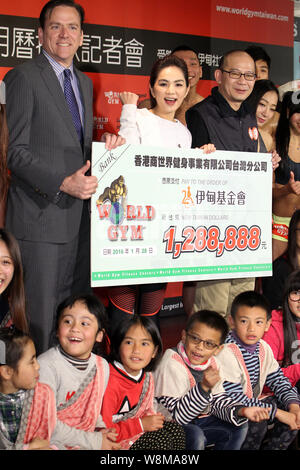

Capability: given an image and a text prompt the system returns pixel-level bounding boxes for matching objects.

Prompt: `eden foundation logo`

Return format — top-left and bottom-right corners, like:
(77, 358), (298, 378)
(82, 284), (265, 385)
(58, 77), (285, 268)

(96, 175), (155, 241)
(181, 185), (194, 207)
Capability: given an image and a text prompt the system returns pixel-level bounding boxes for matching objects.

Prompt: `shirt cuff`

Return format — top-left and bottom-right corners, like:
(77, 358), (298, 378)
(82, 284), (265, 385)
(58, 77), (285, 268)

(53, 190), (63, 204)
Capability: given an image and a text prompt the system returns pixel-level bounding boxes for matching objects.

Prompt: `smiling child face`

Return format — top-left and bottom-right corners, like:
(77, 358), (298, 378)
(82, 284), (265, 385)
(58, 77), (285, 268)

(57, 301), (103, 359)
(181, 321), (223, 365)
(119, 324), (157, 376)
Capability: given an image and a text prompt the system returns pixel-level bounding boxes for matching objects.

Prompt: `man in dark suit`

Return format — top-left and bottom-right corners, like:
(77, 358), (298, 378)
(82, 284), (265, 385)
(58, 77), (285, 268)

(185, 50), (258, 319)
(4, 0), (123, 353)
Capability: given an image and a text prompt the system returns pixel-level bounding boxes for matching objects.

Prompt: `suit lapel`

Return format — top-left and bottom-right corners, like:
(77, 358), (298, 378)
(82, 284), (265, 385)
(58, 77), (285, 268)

(35, 54), (82, 151)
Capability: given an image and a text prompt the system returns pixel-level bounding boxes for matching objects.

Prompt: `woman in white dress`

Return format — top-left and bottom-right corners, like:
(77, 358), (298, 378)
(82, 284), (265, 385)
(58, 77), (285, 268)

(107, 55), (214, 332)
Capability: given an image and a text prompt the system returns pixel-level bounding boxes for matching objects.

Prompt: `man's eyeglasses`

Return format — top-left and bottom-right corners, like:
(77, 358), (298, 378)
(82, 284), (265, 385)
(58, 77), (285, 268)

(221, 69), (256, 81)
(289, 290), (300, 302)
(186, 333), (219, 350)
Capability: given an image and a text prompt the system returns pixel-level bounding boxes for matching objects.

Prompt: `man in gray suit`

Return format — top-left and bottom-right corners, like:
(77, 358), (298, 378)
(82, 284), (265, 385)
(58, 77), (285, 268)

(4, 0), (123, 353)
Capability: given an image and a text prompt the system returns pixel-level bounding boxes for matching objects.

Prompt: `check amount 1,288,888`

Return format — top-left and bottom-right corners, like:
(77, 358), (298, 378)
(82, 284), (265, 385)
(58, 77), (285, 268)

(163, 225), (261, 259)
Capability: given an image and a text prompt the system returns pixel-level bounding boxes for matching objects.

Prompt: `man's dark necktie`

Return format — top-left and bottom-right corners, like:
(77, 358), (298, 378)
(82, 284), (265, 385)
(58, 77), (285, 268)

(63, 68), (83, 145)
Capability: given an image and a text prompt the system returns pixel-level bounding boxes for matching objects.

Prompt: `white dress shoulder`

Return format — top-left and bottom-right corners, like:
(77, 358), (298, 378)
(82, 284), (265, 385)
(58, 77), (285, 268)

(119, 104), (192, 149)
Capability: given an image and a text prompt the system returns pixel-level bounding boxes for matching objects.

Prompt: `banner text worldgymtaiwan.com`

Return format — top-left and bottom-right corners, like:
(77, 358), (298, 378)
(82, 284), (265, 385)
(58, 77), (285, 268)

(216, 5), (288, 22)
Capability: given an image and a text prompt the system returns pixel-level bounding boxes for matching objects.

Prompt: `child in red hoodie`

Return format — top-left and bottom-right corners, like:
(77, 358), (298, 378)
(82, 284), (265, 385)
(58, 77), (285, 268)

(101, 315), (186, 450)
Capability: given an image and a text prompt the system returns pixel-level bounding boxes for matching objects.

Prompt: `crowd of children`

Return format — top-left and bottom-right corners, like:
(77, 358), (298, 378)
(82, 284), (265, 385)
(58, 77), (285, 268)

(1, 224), (300, 450)
(1, 285), (300, 450)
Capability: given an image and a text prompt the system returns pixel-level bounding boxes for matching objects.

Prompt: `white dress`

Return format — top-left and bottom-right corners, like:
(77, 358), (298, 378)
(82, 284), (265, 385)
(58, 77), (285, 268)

(118, 104), (192, 148)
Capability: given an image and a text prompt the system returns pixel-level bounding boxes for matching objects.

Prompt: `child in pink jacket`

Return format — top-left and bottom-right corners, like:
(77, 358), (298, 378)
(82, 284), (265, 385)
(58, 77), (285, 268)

(263, 270), (300, 390)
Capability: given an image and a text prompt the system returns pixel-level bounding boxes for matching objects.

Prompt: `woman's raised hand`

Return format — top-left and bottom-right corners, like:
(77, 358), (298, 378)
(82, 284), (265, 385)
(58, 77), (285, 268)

(120, 92), (139, 105)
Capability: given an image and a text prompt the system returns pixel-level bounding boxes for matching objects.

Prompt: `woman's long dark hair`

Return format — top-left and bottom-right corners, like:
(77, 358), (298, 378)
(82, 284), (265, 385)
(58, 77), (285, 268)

(0, 229), (28, 332)
(286, 209), (300, 271)
(276, 91), (300, 171)
(282, 270), (300, 367)
(246, 79), (279, 115)
(278, 212), (300, 365)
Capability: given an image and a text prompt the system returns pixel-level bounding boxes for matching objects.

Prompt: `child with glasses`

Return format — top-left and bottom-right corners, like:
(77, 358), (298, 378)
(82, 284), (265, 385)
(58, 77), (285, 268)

(153, 309), (270, 450)
(217, 290), (300, 450)
(263, 270), (300, 393)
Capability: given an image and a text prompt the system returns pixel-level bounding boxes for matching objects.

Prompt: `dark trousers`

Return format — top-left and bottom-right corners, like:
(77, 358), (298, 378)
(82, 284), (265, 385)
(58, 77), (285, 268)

(241, 396), (298, 450)
(19, 203), (91, 355)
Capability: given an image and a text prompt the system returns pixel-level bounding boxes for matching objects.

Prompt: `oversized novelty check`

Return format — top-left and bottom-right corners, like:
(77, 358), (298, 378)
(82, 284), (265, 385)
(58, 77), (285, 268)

(91, 143), (272, 287)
